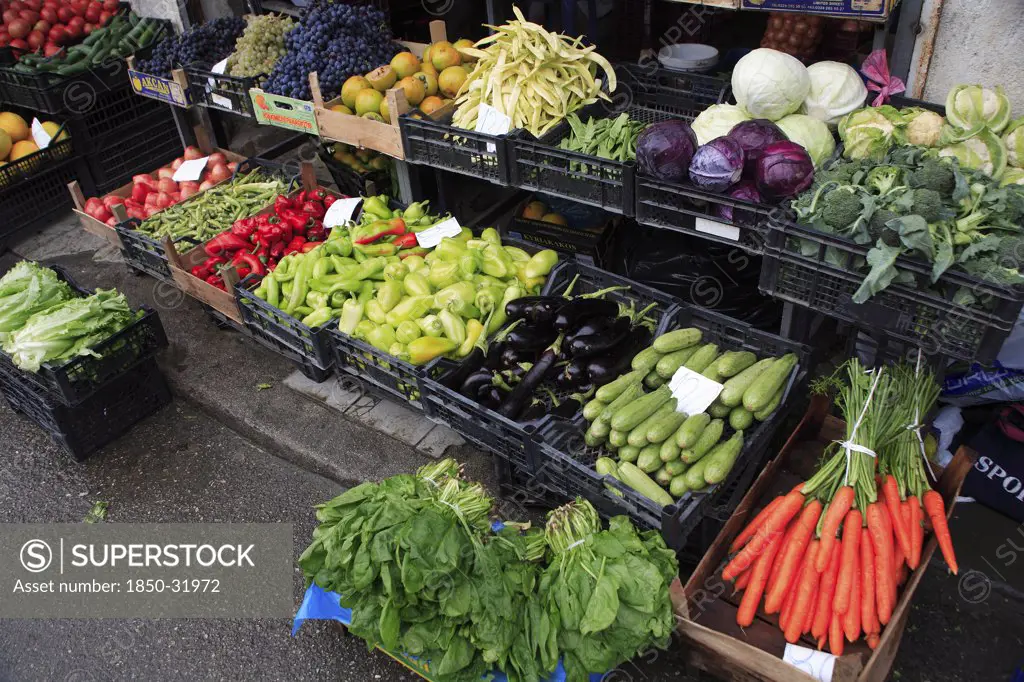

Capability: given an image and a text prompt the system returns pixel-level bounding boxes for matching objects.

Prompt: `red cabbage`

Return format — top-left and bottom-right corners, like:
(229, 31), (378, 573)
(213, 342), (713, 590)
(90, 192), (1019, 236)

(714, 182), (762, 226)
(755, 141), (814, 200)
(689, 136), (745, 192)
(636, 119), (698, 183)
(728, 119), (788, 176)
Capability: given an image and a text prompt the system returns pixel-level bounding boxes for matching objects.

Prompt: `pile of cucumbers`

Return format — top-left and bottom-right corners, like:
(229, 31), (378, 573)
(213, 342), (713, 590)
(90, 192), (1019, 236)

(580, 327), (799, 507)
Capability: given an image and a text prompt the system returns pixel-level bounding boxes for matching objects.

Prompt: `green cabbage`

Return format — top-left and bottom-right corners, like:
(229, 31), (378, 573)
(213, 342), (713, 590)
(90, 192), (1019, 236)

(838, 106), (905, 161)
(945, 84), (1013, 134)
(731, 48), (809, 121)
(901, 107), (945, 147)
(938, 125), (1008, 180)
(690, 104), (751, 146)
(802, 61), (867, 127)
(1003, 117), (1024, 168)
(776, 113), (835, 167)
(0, 261), (73, 340)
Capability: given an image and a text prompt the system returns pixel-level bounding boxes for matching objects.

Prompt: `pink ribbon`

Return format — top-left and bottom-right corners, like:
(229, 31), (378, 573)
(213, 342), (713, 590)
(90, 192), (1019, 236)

(861, 49), (906, 106)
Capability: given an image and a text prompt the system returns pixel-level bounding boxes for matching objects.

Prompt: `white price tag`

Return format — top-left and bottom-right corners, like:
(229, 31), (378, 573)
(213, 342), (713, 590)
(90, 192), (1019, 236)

(172, 156), (209, 182)
(668, 367), (723, 416)
(783, 644), (835, 682)
(208, 59), (232, 109)
(211, 57), (229, 75)
(416, 217), (462, 248)
(31, 118), (52, 149)
(695, 216), (741, 242)
(211, 93), (234, 110)
(323, 197), (362, 228)
(476, 103), (511, 155)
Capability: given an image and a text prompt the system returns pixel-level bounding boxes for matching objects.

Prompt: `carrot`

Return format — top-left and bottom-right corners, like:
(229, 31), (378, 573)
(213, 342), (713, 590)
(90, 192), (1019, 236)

(829, 610), (845, 656)
(833, 509), (861, 615)
(733, 566), (752, 594)
(923, 489), (958, 574)
(723, 490), (805, 581)
(898, 563), (909, 587)
(882, 474), (912, 559)
(817, 634), (826, 651)
(765, 499), (822, 613)
(812, 541), (841, 639)
(816, 486), (854, 573)
(802, 573), (819, 635)
(866, 503), (894, 625)
(843, 562), (861, 642)
(736, 530), (784, 627)
(779, 567), (799, 633)
(867, 633), (880, 650)
(784, 540), (820, 643)
(861, 526), (879, 636)
(767, 520), (799, 596)
(907, 494), (923, 570)
(730, 495), (785, 553)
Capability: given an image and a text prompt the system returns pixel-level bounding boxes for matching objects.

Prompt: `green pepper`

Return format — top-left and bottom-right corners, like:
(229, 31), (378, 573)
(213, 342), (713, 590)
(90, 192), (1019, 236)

(487, 284), (524, 335)
(404, 255), (427, 272)
(504, 246), (530, 263)
(352, 247), (367, 263)
(473, 274), (507, 289)
(338, 298), (364, 335)
(354, 320), (375, 340)
(438, 309), (466, 345)
(457, 319), (485, 357)
(330, 291), (351, 308)
(358, 281), (375, 303)
(388, 342), (409, 361)
(480, 227), (501, 245)
(361, 195), (393, 220)
(458, 251), (481, 278)
(384, 262), (408, 281)
(302, 307), (333, 329)
(434, 239), (467, 263)
(293, 305), (314, 317)
(284, 251), (316, 314)
(355, 242), (398, 258)
(312, 258), (333, 279)
(417, 314), (443, 337)
(355, 257), (387, 281)
(366, 323), (396, 352)
(365, 299), (388, 324)
(376, 280), (403, 313)
(395, 320), (422, 345)
(475, 285), (505, 316)
(325, 280), (364, 296)
(434, 282), (476, 316)
(525, 249), (559, 279)
(274, 255), (296, 282)
(427, 260), (460, 290)
(454, 227), (473, 242)
(481, 243), (513, 278)
(281, 280), (292, 297)
(386, 295), (433, 328)
(306, 290), (329, 309)
(403, 272), (433, 297)
(402, 201), (427, 221)
(262, 275), (279, 308)
(331, 255), (357, 272)
(407, 336), (457, 365)
(522, 276), (546, 292)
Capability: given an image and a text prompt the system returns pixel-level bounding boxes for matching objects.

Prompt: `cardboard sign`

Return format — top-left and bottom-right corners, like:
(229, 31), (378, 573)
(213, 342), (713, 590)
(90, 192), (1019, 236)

(323, 197), (362, 227)
(669, 367), (724, 416)
(31, 118), (52, 149)
(416, 217), (462, 248)
(782, 644), (835, 682)
(695, 216), (741, 242)
(208, 58), (234, 110)
(475, 103), (511, 154)
(173, 157), (210, 182)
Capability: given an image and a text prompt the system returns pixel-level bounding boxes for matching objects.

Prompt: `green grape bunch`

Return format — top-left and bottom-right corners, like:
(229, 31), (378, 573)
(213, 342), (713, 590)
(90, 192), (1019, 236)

(227, 14), (296, 78)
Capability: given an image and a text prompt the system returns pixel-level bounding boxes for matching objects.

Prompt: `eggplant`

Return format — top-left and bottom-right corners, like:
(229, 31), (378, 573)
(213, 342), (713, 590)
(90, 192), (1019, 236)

(499, 335), (563, 420)
(479, 385), (505, 409)
(485, 341), (506, 370)
(586, 326), (653, 386)
(438, 348), (486, 389)
(505, 296), (562, 324)
(554, 298), (619, 332)
(555, 359), (589, 390)
(518, 400), (547, 424)
(566, 314), (620, 342)
(505, 326), (558, 352)
(500, 345), (526, 369)
(459, 370), (495, 400)
(567, 317), (631, 358)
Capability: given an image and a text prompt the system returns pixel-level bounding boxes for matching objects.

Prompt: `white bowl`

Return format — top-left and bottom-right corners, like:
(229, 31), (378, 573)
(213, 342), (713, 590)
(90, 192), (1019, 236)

(658, 44), (719, 72)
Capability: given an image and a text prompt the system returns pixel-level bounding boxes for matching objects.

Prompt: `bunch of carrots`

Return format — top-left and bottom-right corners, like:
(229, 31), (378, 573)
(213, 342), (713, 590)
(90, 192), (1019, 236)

(722, 358), (956, 655)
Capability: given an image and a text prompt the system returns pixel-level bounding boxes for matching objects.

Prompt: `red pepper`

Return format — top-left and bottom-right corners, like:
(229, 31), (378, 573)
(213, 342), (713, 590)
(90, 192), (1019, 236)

(274, 194), (294, 213)
(355, 242), (398, 257)
(354, 218), (406, 245)
(323, 194), (338, 209)
(306, 220), (326, 242)
(300, 242), (320, 253)
(300, 200), (326, 220)
(285, 236), (307, 254)
(231, 217), (257, 239)
(257, 219), (285, 248)
(279, 208), (308, 236)
(392, 232), (418, 249)
(398, 247), (430, 260)
(205, 232), (252, 256)
(305, 188), (329, 203)
(269, 241), (286, 260)
(236, 252), (267, 276)
(205, 274), (226, 290)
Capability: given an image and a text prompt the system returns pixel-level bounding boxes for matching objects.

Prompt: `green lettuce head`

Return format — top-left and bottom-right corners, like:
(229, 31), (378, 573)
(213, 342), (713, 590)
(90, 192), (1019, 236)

(938, 125), (1008, 180)
(945, 84), (1013, 134)
(775, 113), (835, 167)
(1003, 117), (1024, 168)
(901, 107), (945, 147)
(838, 105), (905, 161)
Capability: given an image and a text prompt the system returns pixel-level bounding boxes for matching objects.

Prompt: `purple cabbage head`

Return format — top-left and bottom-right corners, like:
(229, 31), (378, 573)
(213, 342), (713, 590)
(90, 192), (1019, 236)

(755, 141), (815, 200)
(727, 119), (788, 176)
(713, 181), (762, 226)
(689, 136), (745, 192)
(636, 119), (698, 183)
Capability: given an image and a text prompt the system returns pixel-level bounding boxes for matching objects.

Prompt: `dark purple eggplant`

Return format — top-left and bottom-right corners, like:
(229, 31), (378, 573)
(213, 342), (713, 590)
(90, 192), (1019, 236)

(485, 342), (506, 370)
(586, 326), (653, 386)
(555, 359), (588, 390)
(460, 370), (494, 399)
(567, 317), (631, 358)
(499, 334), (564, 420)
(554, 298), (619, 332)
(505, 296), (562, 323)
(505, 326), (558, 352)
(479, 385), (505, 409)
(566, 314), (620, 342)
(518, 400), (547, 424)
(500, 345), (526, 369)
(439, 349), (486, 389)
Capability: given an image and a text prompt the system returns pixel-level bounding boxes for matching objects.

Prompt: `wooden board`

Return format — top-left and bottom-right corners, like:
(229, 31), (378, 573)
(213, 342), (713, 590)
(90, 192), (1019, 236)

(672, 394), (975, 682)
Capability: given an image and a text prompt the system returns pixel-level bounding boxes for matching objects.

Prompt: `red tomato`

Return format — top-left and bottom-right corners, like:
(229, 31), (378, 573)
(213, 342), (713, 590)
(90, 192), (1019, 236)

(199, 180), (215, 192)
(38, 6), (55, 22)
(170, 157), (184, 170)
(157, 177), (177, 194)
(23, 0), (42, 10)
(182, 146), (203, 161)
(9, 37), (27, 49)
(2, 8), (19, 22)
(208, 164), (231, 184)
(83, 4), (98, 22)
(18, 9), (39, 22)
(9, 1), (23, 10)
(0, 35), (10, 47)
(47, 26), (66, 44)
(56, 6), (72, 22)
(82, 22), (93, 33)
(33, 18), (49, 30)
(26, 29), (43, 49)
(7, 20), (29, 38)
(43, 41), (59, 55)
(68, 15), (83, 27)
(70, 1), (86, 18)
(101, 0), (117, 10)
(96, 9), (110, 24)
(207, 152), (227, 167)
(63, 22), (80, 39)
(156, 167), (175, 180)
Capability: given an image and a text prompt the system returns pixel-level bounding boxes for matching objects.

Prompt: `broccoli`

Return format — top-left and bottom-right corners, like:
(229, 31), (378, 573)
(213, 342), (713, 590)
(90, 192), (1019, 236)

(998, 236), (1024, 267)
(817, 163), (859, 186)
(868, 209), (899, 240)
(911, 188), (945, 223)
(961, 257), (1024, 285)
(908, 159), (955, 194)
(866, 165), (905, 195)
(820, 188), (864, 231)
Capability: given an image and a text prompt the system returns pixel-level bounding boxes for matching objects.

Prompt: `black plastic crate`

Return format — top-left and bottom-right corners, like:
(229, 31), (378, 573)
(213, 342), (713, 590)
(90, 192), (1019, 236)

(421, 259), (679, 469)
(211, 304), (333, 383)
(0, 120), (77, 188)
(329, 328), (422, 405)
(0, 49), (134, 116)
(235, 274), (336, 370)
(399, 110), (512, 186)
(114, 221), (193, 281)
(504, 194), (618, 266)
(85, 106), (181, 193)
(0, 156), (93, 250)
(760, 214), (1024, 363)
(317, 142), (390, 198)
(185, 64), (260, 118)
(509, 63), (729, 216)
(0, 357), (171, 461)
(67, 82), (174, 150)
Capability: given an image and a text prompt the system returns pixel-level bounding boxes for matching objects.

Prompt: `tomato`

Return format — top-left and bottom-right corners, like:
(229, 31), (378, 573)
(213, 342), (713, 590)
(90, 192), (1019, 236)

(207, 164), (231, 184)
(26, 29), (43, 49)
(9, 1), (23, 10)
(56, 6), (72, 22)
(23, 0), (42, 9)
(47, 26), (66, 44)
(2, 8), (19, 22)
(156, 167), (175, 180)
(18, 9), (39, 22)
(182, 146), (203, 161)
(33, 19), (49, 32)
(38, 6), (55, 22)
(207, 152), (227, 167)
(83, 4), (98, 22)
(9, 38), (27, 49)
(0, 35), (10, 47)
(43, 41), (59, 55)
(63, 22), (80, 39)
(97, 9), (110, 24)
(68, 15), (83, 26)
(101, 0), (117, 10)
(7, 20), (29, 39)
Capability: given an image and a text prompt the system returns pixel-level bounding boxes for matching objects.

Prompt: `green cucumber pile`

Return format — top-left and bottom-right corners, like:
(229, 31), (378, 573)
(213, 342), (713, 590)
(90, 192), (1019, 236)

(580, 327), (799, 506)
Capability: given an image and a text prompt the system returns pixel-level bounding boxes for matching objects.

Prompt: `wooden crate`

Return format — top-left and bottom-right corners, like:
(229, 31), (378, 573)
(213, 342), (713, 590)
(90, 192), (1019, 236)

(669, 394), (973, 682)
(311, 20), (448, 160)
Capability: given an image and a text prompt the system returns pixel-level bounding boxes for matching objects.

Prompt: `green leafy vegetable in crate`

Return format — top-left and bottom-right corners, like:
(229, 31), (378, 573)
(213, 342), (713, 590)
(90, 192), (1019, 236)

(559, 112), (646, 163)
(0, 261), (73, 341)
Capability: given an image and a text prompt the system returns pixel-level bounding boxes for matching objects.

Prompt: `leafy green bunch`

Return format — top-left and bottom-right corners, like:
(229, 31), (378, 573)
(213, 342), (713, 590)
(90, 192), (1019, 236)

(0, 261), (73, 341)
(790, 146), (1024, 303)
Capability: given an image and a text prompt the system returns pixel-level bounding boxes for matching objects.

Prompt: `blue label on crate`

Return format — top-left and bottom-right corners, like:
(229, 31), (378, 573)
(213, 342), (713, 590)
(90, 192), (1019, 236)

(129, 70), (191, 107)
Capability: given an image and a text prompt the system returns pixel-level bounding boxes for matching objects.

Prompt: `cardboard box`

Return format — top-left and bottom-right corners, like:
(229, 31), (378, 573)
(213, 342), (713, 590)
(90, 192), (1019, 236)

(126, 56), (192, 108)
(740, 0), (899, 20)
(670, 394), (973, 682)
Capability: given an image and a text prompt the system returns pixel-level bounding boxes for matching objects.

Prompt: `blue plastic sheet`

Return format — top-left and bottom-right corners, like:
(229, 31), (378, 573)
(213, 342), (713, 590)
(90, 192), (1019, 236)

(292, 584), (602, 682)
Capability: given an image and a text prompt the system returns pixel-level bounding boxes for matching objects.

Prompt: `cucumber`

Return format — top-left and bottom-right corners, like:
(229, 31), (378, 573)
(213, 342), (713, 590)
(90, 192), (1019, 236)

(608, 429), (629, 448)
(653, 327), (702, 353)
(582, 397), (606, 422)
(719, 358), (775, 407)
(664, 458), (688, 476)
(744, 353), (798, 413)
(683, 456), (712, 491)
(683, 343), (719, 372)
(680, 418), (724, 463)
(618, 445), (640, 463)
(637, 444), (663, 473)
(588, 418), (611, 439)
(670, 475), (689, 498)
(646, 407), (687, 444)
(595, 369), (644, 403)
(655, 466), (675, 486)
(677, 413), (711, 449)
(660, 437), (681, 462)
(655, 346), (698, 379)
(644, 370), (667, 389)
(709, 401), (732, 419)
(598, 382), (644, 424)
(717, 350), (757, 378)
(584, 429), (607, 448)
(703, 431), (745, 484)
(754, 385), (786, 421)
(595, 457), (624, 498)
(627, 400), (677, 447)
(610, 385), (672, 432)
(618, 462), (674, 506)
(701, 355), (727, 381)
(630, 346), (662, 373)
(729, 406), (755, 431)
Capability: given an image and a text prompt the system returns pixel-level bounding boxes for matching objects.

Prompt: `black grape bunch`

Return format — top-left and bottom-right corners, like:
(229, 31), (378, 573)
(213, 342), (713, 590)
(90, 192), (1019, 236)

(137, 17), (247, 77)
